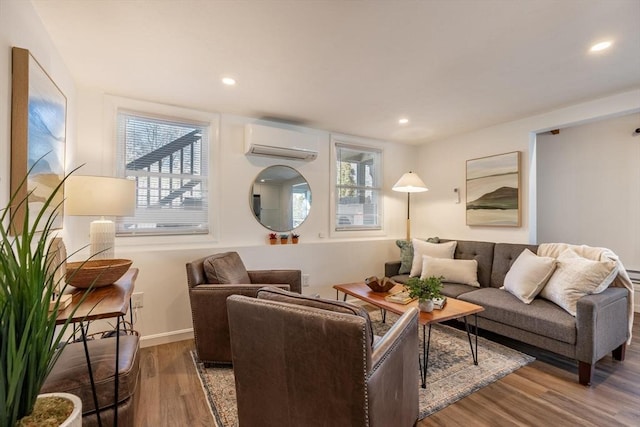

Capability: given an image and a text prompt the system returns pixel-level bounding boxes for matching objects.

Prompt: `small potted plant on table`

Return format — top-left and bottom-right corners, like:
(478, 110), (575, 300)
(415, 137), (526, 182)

(279, 233), (289, 244)
(405, 276), (443, 312)
(268, 233), (278, 245)
(291, 233), (300, 244)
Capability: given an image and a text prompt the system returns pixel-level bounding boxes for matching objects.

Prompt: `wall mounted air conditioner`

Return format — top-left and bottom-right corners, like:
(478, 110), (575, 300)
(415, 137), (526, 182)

(244, 123), (319, 161)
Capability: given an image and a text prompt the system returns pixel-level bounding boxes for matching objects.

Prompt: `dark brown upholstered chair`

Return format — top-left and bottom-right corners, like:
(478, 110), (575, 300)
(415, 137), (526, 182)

(186, 251), (301, 364)
(227, 288), (419, 427)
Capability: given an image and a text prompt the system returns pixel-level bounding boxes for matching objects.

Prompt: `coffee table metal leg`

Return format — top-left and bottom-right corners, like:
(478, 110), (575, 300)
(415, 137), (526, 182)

(420, 324), (432, 388)
(463, 314), (479, 365)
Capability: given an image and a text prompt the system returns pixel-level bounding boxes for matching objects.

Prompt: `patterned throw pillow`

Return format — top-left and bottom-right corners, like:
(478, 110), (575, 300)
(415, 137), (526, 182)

(396, 237), (439, 274)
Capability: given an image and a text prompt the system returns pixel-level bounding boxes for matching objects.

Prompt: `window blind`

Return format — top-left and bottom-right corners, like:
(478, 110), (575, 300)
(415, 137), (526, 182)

(116, 110), (209, 236)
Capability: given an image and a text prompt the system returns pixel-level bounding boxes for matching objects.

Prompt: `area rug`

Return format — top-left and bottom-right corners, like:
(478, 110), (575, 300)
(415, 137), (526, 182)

(192, 312), (534, 426)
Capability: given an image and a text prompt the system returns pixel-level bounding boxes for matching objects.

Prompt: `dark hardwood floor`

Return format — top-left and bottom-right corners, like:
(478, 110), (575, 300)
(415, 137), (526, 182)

(135, 317), (640, 426)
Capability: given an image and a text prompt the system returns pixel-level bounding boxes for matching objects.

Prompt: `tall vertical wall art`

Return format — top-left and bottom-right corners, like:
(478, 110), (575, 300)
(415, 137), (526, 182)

(11, 47), (67, 231)
(466, 151), (521, 227)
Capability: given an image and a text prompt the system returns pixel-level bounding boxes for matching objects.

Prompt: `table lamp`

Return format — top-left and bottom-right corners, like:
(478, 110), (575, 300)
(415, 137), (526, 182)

(392, 171), (428, 241)
(65, 176), (135, 259)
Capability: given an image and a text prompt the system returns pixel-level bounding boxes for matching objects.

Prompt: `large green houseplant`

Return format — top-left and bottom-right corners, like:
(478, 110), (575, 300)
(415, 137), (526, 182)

(0, 166), (90, 426)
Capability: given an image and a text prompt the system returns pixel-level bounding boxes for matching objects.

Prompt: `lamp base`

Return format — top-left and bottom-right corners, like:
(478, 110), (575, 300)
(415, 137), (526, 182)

(89, 219), (115, 259)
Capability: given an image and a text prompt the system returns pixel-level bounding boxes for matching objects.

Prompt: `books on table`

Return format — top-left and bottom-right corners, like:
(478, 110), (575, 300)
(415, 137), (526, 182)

(384, 291), (447, 309)
(384, 290), (416, 305)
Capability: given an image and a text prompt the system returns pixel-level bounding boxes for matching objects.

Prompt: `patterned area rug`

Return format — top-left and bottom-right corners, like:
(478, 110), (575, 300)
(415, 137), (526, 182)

(192, 312), (534, 426)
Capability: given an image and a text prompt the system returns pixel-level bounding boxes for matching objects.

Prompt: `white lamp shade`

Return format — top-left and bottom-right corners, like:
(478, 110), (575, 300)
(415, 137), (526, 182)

(392, 172), (428, 193)
(65, 176), (136, 217)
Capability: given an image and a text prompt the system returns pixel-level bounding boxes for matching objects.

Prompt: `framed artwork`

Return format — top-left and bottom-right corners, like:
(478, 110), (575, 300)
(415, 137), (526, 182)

(11, 47), (67, 231)
(466, 151), (521, 227)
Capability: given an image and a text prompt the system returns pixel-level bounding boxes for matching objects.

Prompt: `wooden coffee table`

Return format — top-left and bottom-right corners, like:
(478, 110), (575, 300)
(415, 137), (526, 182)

(334, 281), (484, 388)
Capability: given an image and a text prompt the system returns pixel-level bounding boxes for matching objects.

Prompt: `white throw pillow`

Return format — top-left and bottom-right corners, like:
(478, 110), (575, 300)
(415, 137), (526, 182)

(539, 248), (618, 316)
(409, 239), (457, 277)
(502, 249), (557, 304)
(420, 255), (480, 287)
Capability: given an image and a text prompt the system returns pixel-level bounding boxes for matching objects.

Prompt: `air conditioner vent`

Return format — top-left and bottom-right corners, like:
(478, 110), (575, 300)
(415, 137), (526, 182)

(245, 124), (319, 162)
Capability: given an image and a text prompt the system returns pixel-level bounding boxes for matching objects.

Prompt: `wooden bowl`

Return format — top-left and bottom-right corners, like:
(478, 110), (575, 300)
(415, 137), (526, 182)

(365, 276), (397, 293)
(65, 259), (132, 288)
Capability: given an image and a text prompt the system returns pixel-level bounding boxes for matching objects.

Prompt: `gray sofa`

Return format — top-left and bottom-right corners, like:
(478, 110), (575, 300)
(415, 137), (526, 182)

(385, 239), (630, 385)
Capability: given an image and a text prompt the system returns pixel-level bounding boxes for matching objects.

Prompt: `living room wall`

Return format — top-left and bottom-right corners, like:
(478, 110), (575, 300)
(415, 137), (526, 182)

(413, 90), (640, 248)
(537, 112), (640, 271)
(0, 0), (77, 220)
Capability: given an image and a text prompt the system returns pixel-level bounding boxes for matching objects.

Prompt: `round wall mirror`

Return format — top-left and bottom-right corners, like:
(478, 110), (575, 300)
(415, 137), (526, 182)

(250, 165), (311, 232)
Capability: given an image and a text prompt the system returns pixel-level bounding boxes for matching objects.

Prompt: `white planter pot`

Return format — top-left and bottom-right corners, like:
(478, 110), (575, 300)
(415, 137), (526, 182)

(419, 299), (434, 312)
(37, 392), (82, 427)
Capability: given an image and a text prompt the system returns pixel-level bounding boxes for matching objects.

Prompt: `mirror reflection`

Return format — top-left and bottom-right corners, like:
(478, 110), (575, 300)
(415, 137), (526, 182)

(250, 165), (311, 232)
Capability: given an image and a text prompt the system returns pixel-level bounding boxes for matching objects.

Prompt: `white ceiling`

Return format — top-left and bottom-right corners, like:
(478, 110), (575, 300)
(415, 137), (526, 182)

(31, 0), (640, 144)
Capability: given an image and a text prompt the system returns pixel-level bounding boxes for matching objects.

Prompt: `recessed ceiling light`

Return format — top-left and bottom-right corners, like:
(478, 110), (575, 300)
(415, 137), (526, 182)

(398, 118), (409, 125)
(590, 41), (612, 52)
(222, 77), (236, 86)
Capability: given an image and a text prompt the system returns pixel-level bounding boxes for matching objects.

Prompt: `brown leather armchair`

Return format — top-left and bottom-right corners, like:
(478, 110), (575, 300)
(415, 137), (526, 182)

(186, 252), (301, 364)
(227, 288), (419, 427)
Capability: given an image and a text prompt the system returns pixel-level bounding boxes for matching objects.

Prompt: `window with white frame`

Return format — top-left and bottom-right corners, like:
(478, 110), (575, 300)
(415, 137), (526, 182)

(116, 110), (209, 236)
(334, 143), (382, 231)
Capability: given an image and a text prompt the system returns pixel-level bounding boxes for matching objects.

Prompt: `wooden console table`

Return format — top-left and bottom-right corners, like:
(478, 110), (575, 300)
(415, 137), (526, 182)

(56, 268), (138, 427)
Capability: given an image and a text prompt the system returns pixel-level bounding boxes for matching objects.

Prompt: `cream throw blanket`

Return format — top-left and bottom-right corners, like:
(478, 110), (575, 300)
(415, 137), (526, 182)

(538, 243), (634, 344)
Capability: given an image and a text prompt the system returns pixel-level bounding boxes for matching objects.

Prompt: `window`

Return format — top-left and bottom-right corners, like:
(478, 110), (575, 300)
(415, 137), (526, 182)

(116, 111), (209, 236)
(334, 143), (382, 231)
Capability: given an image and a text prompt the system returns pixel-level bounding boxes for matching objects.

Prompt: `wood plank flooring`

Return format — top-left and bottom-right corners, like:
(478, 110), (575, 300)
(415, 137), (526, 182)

(135, 317), (640, 426)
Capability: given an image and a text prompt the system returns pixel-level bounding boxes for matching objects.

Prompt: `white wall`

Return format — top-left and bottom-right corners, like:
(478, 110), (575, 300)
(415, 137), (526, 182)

(0, 0), (77, 217)
(537, 112), (640, 270)
(414, 90), (640, 247)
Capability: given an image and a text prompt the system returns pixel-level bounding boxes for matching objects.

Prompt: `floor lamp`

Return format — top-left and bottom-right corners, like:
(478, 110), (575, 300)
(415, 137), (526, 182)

(392, 171), (428, 241)
(65, 176), (136, 259)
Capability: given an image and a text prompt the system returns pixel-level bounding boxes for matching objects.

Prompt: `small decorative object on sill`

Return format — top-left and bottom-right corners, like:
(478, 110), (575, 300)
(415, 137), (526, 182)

(268, 233), (278, 245)
(280, 234), (289, 244)
(365, 276), (396, 293)
(291, 233), (300, 244)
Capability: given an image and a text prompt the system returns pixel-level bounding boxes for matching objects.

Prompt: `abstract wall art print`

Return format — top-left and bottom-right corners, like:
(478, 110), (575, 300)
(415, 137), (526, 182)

(11, 47), (67, 232)
(466, 151), (521, 227)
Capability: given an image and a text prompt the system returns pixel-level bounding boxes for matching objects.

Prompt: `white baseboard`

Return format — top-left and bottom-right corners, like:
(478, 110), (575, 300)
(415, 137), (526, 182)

(140, 328), (194, 348)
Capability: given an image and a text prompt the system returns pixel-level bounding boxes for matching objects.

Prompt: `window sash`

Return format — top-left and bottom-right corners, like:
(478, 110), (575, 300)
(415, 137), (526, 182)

(334, 143), (382, 231)
(116, 110), (209, 236)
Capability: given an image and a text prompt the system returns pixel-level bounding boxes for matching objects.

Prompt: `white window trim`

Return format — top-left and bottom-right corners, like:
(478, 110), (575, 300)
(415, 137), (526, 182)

(103, 95), (220, 248)
(329, 133), (386, 238)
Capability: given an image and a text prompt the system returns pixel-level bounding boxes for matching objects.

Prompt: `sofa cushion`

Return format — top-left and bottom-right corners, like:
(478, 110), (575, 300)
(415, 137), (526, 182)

(442, 239), (495, 288)
(256, 287), (374, 345)
(502, 249), (557, 304)
(203, 252), (251, 284)
(409, 239), (456, 277)
(420, 255), (480, 287)
(396, 237), (439, 274)
(458, 288), (576, 344)
(491, 243), (539, 288)
(540, 248), (618, 316)
(441, 283), (478, 298)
